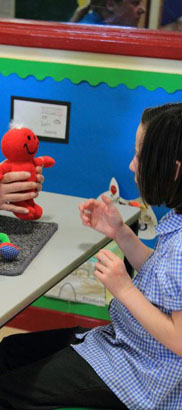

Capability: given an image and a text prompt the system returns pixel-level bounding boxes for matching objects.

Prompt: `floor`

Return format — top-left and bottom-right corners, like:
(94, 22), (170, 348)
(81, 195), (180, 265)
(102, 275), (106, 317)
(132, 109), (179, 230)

(0, 326), (28, 341)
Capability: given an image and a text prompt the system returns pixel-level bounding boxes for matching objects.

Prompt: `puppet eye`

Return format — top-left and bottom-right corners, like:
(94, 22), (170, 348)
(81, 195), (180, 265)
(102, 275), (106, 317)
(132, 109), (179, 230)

(27, 135), (31, 140)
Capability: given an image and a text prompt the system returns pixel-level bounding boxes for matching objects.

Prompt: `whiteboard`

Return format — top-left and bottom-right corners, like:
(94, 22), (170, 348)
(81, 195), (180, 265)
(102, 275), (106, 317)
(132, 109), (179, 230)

(11, 97), (70, 143)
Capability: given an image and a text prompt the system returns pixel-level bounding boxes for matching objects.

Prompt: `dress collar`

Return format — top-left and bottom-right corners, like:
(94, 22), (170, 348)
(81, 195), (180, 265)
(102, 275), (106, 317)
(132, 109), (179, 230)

(155, 209), (182, 236)
(81, 11), (105, 25)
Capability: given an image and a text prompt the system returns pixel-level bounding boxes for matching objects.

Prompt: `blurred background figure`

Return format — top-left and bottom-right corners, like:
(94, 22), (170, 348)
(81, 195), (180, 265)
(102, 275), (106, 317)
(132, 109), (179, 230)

(70, 0), (146, 27)
(160, 0), (182, 31)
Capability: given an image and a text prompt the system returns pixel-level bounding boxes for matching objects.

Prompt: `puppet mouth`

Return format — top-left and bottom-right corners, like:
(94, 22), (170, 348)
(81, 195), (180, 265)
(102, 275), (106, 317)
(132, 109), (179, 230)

(24, 144), (37, 155)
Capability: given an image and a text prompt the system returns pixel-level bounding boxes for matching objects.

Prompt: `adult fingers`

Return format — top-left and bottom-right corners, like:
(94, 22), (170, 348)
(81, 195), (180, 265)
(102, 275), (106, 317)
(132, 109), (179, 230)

(3, 191), (37, 203)
(36, 182), (43, 192)
(0, 203), (29, 214)
(36, 174), (44, 184)
(3, 181), (37, 194)
(2, 172), (31, 183)
(35, 166), (43, 174)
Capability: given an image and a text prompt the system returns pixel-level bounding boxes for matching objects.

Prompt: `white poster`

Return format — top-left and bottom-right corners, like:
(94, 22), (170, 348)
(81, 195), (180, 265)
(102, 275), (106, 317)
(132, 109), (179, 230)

(11, 97), (70, 143)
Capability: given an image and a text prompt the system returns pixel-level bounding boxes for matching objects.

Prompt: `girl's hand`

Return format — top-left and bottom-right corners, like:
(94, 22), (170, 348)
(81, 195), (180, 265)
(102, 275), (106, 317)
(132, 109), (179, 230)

(79, 194), (124, 239)
(95, 249), (134, 300)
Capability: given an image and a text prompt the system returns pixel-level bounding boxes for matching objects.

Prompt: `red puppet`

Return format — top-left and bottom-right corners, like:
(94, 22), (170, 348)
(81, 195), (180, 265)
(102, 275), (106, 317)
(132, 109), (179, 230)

(0, 127), (55, 220)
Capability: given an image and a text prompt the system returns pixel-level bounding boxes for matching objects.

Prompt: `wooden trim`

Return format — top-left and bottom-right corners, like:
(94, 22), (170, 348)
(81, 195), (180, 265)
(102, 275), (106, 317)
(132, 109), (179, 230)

(148, 0), (163, 29)
(7, 306), (110, 332)
(0, 18), (182, 60)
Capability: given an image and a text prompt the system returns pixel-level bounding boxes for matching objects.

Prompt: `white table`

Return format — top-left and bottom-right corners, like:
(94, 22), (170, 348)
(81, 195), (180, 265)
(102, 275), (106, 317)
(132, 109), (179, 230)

(0, 192), (140, 327)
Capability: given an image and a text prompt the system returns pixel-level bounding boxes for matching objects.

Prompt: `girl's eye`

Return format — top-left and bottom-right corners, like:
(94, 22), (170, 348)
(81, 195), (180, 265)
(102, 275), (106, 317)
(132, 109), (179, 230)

(134, 151), (138, 159)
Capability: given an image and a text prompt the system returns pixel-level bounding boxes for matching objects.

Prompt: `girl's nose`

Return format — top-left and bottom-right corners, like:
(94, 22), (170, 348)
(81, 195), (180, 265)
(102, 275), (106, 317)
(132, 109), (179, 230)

(139, 6), (145, 15)
(129, 159), (134, 172)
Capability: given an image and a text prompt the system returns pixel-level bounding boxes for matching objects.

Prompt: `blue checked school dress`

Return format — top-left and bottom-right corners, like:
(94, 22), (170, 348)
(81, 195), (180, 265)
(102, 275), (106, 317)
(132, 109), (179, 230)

(73, 209), (182, 409)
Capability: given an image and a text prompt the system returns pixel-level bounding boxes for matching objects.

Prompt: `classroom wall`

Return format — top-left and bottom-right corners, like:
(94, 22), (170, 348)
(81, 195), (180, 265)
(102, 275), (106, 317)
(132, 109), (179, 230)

(0, 46), (181, 232)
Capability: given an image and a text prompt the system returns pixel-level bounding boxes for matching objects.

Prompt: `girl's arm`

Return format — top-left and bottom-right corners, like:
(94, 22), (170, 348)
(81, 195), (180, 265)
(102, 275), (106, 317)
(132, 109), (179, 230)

(122, 286), (182, 356)
(96, 249), (182, 356)
(114, 222), (153, 272)
(120, 286), (182, 356)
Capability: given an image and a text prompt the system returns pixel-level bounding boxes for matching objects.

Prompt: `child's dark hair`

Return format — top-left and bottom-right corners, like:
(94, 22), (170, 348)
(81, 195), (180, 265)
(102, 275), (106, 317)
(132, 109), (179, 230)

(138, 103), (182, 213)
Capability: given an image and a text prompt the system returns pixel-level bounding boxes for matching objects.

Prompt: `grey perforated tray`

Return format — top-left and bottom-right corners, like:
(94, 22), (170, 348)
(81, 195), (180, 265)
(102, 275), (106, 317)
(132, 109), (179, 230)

(0, 215), (58, 276)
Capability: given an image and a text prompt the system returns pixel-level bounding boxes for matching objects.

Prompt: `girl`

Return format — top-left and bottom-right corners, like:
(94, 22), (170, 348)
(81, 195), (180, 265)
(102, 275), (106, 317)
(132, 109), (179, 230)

(0, 103), (182, 409)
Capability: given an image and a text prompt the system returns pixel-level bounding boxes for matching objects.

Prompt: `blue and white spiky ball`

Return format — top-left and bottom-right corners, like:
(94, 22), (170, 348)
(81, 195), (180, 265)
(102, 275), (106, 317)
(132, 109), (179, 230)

(0, 243), (20, 261)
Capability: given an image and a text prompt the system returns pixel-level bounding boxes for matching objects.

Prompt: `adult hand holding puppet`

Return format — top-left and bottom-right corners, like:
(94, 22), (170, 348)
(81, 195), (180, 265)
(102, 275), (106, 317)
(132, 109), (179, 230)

(0, 127), (55, 220)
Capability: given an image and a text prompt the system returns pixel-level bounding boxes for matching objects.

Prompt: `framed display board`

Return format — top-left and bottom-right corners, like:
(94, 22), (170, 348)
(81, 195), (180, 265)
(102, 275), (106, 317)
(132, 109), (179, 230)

(11, 96), (71, 143)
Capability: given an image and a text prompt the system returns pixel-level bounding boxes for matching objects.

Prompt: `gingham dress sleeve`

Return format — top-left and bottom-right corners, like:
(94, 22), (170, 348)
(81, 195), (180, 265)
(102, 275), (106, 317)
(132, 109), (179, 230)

(161, 241), (182, 311)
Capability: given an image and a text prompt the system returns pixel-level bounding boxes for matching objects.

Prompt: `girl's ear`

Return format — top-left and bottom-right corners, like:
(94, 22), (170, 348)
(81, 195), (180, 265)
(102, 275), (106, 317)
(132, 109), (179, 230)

(175, 160), (181, 181)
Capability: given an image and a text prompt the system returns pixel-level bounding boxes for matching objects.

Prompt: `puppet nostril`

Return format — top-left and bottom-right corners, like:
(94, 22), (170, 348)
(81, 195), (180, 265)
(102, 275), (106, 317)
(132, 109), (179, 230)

(27, 135), (31, 140)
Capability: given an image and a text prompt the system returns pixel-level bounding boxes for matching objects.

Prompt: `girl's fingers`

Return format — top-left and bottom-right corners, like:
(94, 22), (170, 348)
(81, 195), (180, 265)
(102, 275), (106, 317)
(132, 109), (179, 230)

(102, 249), (115, 258)
(97, 249), (115, 262)
(95, 261), (104, 273)
(79, 199), (98, 212)
(95, 262), (109, 275)
(81, 213), (91, 222)
(80, 210), (92, 225)
(101, 194), (113, 205)
(96, 254), (108, 267)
